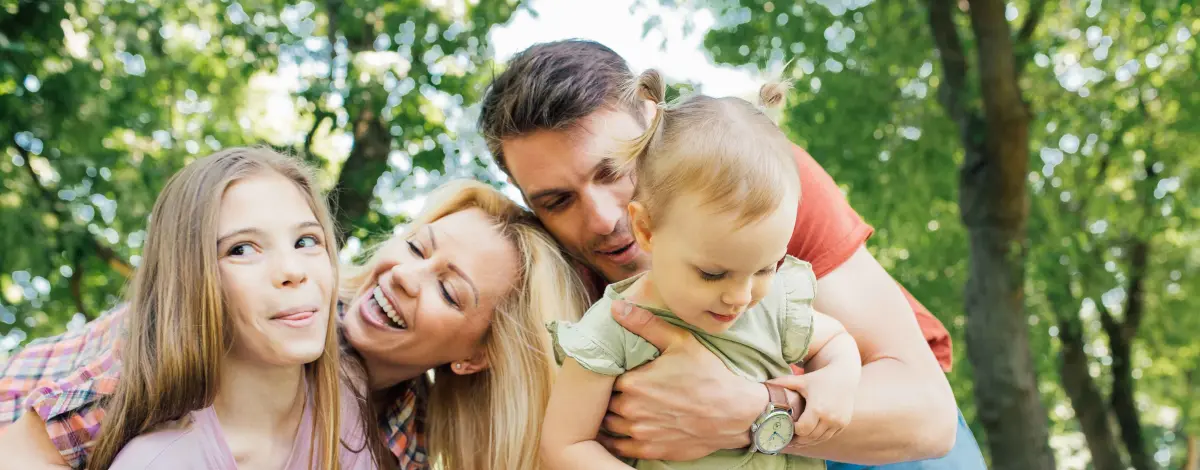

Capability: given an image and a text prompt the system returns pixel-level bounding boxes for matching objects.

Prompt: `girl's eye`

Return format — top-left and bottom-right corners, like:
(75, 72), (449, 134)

(698, 269), (726, 282)
(407, 240), (425, 258)
(296, 235), (321, 249)
(228, 243), (257, 257)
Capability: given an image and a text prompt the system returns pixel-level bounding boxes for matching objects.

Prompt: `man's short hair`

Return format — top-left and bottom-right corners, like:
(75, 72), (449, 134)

(478, 39), (642, 177)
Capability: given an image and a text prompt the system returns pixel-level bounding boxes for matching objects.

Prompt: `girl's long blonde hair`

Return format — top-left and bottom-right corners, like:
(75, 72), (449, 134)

(342, 179), (588, 470)
(620, 69), (801, 228)
(87, 148), (344, 470)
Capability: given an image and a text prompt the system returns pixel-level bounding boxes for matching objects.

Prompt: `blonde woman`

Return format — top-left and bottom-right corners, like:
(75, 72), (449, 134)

(84, 148), (387, 470)
(1, 176), (588, 470)
(339, 179), (588, 470)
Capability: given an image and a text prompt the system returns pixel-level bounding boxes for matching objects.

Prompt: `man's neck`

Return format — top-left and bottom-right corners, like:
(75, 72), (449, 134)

(213, 356), (307, 466)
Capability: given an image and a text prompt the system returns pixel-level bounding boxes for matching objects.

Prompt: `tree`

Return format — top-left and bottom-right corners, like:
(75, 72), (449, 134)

(1, 0), (521, 351)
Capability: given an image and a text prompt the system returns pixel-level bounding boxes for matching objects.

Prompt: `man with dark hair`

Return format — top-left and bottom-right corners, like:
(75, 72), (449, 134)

(479, 39), (986, 468)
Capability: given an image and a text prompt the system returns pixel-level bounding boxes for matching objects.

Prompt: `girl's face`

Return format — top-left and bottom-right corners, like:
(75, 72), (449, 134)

(341, 208), (521, 381)
(630, 189), (798, 334)
(217, 173), (335, 367)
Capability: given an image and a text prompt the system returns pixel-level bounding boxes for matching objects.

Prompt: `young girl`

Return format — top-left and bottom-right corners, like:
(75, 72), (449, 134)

(540, 70), (863, 470)
(84, 148), (387, 470)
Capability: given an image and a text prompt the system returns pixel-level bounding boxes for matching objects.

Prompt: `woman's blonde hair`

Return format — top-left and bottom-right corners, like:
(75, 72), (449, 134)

(620, 69), (800, 229)
(341, 179), (587, 470)
(87, 148), (345, 470)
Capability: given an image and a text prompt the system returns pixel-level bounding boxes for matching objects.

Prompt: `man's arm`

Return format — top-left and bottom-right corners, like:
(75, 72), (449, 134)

(604, 246), (957, 464)
(0, 410), (71, 469)
(774, 245), (957, 461)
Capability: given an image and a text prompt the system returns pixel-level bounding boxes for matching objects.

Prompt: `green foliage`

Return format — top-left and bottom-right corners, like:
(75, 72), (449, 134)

(1, 0), (520, 352)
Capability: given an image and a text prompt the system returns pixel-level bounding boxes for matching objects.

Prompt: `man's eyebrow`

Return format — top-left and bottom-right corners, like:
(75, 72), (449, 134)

(526, 187), (571, 203)
(527, 157), (621, 203)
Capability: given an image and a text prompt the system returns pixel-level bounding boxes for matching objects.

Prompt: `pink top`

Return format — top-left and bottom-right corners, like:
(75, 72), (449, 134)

(108, 384), (377, 470)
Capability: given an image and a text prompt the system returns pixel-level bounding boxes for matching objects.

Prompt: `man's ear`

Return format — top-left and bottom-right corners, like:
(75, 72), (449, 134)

(629, 201), (654, 255)
(450, 349), (489, 376)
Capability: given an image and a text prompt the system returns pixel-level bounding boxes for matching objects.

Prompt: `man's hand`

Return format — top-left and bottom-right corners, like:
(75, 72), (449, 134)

(597, 299), (767, 461)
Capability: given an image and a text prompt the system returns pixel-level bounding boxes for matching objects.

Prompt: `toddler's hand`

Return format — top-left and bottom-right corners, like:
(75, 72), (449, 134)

(767, 362), (861, 447)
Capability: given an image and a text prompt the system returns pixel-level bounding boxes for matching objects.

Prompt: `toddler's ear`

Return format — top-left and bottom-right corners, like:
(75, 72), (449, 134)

(628, 201), (653, 254)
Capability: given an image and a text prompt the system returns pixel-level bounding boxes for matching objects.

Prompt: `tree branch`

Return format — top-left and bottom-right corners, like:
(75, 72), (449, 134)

(69, 250), (91, 319)
(332, 107), (392, 243)
(304, 109), (332, 163)
(1121, 240), (1149, 341)
(14, 142), (134, 277)
(1094, 297), (1120, 342)
(1015, 0), (1046, 44)
(1013, 0), (1048, 76)
(926, 0), (971, 125)
(326, 0), (341, 70)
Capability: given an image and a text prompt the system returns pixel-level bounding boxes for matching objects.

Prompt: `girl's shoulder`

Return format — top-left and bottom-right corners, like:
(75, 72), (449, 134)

(108, 408), (232, 470)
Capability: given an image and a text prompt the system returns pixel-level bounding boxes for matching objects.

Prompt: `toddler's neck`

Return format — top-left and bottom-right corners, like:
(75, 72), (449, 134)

(624, 272), (670, 312)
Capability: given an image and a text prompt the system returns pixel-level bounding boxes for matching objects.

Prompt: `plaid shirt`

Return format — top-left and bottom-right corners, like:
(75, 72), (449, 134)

(0, 305), (429, 469)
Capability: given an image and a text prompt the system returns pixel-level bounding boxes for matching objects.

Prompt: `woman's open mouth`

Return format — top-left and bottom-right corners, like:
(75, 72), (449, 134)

(361, 284), (407, 330)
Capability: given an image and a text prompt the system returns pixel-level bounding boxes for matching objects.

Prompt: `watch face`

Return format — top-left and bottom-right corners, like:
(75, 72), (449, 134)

(754, 412), (794, 453)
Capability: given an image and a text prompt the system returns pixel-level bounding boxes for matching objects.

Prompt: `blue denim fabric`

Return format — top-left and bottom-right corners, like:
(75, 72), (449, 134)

(825, 409), (987, 470)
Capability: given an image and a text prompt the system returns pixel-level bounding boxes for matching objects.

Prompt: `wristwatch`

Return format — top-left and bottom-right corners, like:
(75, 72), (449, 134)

(749, 383), (795, 455)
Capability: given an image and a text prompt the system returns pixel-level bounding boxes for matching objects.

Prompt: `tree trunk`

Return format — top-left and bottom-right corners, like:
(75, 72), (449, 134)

(925, 0), (1057, 466)
(333, 107), (392, 243)
(1186, 435), (1199, 470)
(1101, 241), (1152, 470)
(1056, 317), (1127, 470)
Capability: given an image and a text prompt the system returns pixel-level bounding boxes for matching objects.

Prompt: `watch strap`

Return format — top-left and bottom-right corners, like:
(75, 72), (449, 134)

(764, 382), (792, 415)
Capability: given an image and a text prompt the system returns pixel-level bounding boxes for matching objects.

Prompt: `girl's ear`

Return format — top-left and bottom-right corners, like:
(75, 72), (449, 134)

(628, 201), (653, 255)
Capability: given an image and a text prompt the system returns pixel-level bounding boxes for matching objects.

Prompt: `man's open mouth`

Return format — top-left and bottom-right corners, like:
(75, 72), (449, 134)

(597, 242), (635, 256)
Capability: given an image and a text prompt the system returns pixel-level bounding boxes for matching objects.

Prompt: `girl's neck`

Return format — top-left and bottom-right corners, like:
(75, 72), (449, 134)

(213, 356), (307, 465)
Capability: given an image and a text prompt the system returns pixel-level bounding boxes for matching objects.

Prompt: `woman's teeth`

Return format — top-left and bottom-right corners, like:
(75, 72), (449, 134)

(373, 286), (407, 329)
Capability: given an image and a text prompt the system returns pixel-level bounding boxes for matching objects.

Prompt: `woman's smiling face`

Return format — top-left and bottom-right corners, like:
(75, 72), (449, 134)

(341, 207), (520, 383)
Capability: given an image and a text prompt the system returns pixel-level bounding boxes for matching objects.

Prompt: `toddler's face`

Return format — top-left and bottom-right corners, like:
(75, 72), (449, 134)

(631, 190), (798, 334)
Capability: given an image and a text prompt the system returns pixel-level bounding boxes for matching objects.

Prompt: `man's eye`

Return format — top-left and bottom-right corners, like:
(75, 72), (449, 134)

(544, 196), (571, 212)
(596, 167), (621, 183)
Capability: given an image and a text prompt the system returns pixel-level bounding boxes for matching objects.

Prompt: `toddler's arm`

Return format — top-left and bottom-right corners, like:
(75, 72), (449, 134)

(804, 310), (861, 373)
(541, 358), (633, 470)
(771, 310), (862, 447)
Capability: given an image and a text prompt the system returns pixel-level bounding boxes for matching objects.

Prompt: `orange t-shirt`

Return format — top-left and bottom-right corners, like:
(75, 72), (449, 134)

(787, 145), (953, 372)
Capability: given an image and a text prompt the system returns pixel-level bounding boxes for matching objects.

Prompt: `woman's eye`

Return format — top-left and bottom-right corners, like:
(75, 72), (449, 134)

(296, 235), (321, 249)
(440, 282), (460, 309)
(406, 240), (425, 258)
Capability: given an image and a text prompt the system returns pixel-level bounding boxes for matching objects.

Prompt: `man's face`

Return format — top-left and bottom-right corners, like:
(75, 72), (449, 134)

(501, 107), (651, 283)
